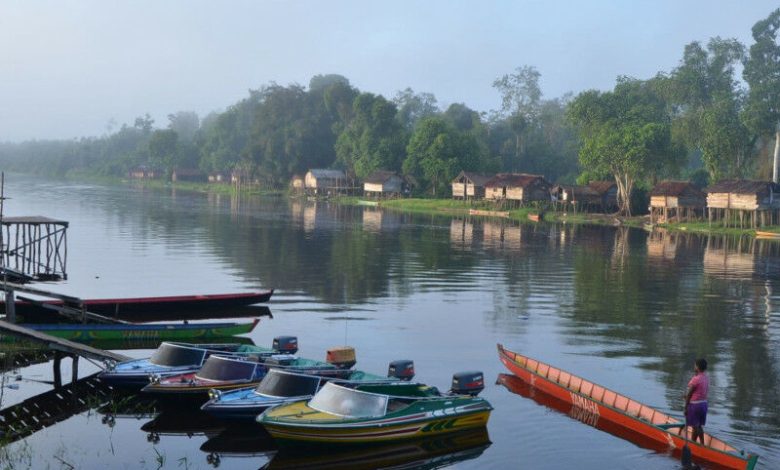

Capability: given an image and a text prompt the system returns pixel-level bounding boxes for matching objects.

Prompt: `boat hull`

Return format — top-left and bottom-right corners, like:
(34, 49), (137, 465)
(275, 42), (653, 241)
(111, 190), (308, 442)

(8, 290), (274, 322)
(497, 344), (758, 470)
(21, 319), (259, 341)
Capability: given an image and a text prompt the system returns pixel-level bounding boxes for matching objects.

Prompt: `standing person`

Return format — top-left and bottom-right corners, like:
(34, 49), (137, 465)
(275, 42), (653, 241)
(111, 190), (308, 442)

(685, 358), (709, 445)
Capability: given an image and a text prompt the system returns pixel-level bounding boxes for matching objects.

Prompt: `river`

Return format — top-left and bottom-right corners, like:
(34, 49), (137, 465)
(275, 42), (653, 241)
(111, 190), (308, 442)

(1, 174), (779, 469)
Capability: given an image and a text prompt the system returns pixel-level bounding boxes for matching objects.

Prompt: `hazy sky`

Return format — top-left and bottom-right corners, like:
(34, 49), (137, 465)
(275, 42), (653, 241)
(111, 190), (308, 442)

(1, 1), (777, 141)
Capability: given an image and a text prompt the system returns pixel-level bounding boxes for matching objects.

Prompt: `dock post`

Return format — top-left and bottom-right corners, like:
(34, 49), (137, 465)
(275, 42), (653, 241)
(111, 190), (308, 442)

(71, 355), (79, 383)
(53, 351), (62, 388)
(4, 288), (15, 323)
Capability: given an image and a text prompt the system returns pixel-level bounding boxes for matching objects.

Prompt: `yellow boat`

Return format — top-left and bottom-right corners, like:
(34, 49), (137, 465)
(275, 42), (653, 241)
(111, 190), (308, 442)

(258, 379), (492, 446)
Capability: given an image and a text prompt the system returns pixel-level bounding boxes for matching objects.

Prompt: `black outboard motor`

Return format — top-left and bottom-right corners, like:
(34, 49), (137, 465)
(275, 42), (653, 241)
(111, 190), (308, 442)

(451, 371), (484, 396)
(273, 336), (298, 355)
(387, 360), (415, 381)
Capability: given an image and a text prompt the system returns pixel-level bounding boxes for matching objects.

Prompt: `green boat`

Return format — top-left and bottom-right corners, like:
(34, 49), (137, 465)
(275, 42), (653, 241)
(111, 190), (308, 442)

(258, 379), (492, 446)
(19, 318), (259, 341)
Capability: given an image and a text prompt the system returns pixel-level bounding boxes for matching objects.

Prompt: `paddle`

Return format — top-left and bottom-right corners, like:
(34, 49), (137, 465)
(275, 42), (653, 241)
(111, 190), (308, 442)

(681, 411), (692, 467)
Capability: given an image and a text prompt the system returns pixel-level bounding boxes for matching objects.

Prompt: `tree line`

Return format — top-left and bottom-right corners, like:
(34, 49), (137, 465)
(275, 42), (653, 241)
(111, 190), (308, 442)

(1, 9), (779, 212)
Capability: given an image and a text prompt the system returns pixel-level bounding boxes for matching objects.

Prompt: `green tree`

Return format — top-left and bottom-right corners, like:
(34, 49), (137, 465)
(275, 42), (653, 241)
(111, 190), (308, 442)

(335, 92), (406, 178)
(743, 8), (780, 182)
(148, 129), (179, 176)
(568, 78), (679, 215)
(393, 88), (439, 131)
(493, 65), (542, 167)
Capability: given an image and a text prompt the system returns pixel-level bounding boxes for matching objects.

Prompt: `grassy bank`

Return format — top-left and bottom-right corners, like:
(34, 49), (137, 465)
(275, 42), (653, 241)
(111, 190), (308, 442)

(346, 196), (780, 237)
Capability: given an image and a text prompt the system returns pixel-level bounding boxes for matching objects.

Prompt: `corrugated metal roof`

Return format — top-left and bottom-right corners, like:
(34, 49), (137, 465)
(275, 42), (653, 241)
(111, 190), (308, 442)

(705, 179), (778, 194)
(650, 181), (702, 197)
(363, 170), (402, 184)
(485, 173), (549, 188)
(308, 169), (346, 179)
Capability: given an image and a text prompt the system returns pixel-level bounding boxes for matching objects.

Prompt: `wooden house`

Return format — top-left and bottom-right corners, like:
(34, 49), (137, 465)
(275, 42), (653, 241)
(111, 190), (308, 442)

(128, 166), (159, 180)
(290, 174), (305, 192)
(451, 171), (492, 199)
(705, 180), (780, 228)
(171, 168), (206, 182)
(208, 172), (230, 183)
(552, 184), (602, 211)
(484, 173), (552, 204)
(304, 169), (347, 195)
(588, 181), (619, 211)
(363, 171), (407, 197)
(649, 181), (705, 223)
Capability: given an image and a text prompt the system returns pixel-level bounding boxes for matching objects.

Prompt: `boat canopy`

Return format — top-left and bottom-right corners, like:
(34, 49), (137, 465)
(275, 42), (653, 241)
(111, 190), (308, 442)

(149, 343), (206, 367)
(196, 356), (258, 381)
(309, 382), (388, 418)
(255, 369), (323, 397)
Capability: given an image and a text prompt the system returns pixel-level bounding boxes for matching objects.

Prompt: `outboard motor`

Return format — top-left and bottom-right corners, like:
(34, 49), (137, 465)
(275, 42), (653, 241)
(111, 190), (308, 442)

(388, 360), (415, 381)
(273, 336), (298, 355)
(451, 371), (485, 396)
(326, 346), (356, 369)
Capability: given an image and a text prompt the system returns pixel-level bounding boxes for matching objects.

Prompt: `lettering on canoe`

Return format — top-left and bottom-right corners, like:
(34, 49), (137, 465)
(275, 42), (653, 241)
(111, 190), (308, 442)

(569, 392), (600, 427)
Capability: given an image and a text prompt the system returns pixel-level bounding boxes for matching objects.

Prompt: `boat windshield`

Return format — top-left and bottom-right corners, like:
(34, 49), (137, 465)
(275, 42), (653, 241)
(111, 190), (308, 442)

(255, 370), (322, 397)
(196, 357), (257, 381)
(149, 343), (206, 367)
(308, 382), (387, 418)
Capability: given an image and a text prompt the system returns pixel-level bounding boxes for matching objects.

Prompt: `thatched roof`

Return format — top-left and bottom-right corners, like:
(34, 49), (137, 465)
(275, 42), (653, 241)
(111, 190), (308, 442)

(555, 184), (600, 197)
(705, 179), (778, 195)
(651, 181), (702, 197)
(485, 173), (549, 188)
(587, 180), (617, 195)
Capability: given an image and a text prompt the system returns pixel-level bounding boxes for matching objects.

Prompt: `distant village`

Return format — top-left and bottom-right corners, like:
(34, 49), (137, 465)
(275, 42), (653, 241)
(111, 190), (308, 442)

(129, 165), (780, 230)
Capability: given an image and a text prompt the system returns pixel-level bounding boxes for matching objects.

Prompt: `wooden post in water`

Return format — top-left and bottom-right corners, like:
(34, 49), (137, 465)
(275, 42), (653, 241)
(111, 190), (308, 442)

(53, 351), (62, 388)
(4, 288), (15, 323)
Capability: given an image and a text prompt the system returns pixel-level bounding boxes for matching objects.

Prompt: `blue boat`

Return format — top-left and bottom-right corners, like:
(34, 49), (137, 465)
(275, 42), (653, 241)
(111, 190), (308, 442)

(200, 368), (392, 421)
(98, 339), (290, 389)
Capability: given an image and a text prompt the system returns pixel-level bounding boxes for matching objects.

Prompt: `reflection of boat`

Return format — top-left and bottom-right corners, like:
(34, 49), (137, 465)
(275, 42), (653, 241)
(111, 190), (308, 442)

(261, 427), (491, 470)
(8, 290), (274, 321)
(497, 344), (759, 470)
(201, 368), (393, 421)
(21, 318), (260, 341)
(527, 213), (541, 222)
(99, 341), (279, 389)
(258, 380), (492, 445)
(200, 425), (277, 467)
(755, 230), (780, 240)
(140, 408), (227, 443)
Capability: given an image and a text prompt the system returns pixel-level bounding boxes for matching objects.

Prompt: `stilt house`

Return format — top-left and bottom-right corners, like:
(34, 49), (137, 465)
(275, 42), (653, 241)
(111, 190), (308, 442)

(649, 181), (705, 223)
(484, 173), (552, 204)
(588, 181), (619, 211)
(451, 172), (492, 199)
(705, 180), (780, 228)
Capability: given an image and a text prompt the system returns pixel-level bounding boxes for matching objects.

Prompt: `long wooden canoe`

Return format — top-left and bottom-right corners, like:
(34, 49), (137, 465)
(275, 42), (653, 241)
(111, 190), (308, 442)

(19, 318), (259, 341)
(7, 290), (274, 322)
(497, 344), (758, 470)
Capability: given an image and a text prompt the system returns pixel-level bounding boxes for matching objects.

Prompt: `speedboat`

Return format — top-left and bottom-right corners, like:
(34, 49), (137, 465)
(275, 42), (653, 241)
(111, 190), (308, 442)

(257, 372), (492, 446)
(98, 337), (297, 389)
(201, 367), (402, 421)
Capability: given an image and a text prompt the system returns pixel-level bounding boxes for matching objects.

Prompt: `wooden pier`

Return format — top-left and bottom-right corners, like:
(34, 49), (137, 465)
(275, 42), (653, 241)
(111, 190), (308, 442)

(1, 216), (68, 281)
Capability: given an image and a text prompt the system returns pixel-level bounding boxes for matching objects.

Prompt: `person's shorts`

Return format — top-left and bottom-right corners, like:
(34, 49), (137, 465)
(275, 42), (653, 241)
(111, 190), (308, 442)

(686, 401), (708, 427)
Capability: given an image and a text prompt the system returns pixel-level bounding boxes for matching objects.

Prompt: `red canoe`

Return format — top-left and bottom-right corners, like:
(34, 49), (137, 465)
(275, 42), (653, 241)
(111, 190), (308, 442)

(7, 290), (274, 322)
(497, 344), (758, 470)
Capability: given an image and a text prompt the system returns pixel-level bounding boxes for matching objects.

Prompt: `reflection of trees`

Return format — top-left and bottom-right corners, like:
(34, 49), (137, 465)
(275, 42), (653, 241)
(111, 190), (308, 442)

(570, 228), (780, 441)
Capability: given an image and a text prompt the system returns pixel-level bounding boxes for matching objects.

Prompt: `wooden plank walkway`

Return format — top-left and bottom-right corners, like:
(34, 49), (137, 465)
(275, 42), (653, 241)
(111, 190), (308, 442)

(0, 320), (129, 363)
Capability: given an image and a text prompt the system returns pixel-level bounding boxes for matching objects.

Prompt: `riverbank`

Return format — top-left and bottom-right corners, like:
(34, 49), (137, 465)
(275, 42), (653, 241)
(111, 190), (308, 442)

(347, 197), (780, 237)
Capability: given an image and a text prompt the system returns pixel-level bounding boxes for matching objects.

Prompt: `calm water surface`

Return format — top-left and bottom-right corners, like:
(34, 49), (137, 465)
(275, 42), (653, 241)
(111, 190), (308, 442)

(2, 175), (779, 469)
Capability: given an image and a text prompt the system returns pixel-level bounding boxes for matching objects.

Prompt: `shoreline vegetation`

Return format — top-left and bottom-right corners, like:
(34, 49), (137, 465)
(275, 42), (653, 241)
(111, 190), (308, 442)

(58, 174), (780, 238)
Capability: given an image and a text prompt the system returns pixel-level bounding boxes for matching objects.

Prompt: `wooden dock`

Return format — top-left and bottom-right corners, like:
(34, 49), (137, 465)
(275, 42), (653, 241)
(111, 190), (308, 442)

(0, 320), (129, 363)
(1, 215), (68, 281)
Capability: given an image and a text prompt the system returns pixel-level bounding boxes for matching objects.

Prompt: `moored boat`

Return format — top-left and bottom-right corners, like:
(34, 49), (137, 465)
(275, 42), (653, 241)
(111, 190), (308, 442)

(497, 344), (759, 470)
(7, 290), (274, 322)
(201, 365), (407, 421)
(257, 375), (492, 446)
(21, 318), (260, 342)
(142, 349), (354, 402)
(98, 338), (293, 389)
